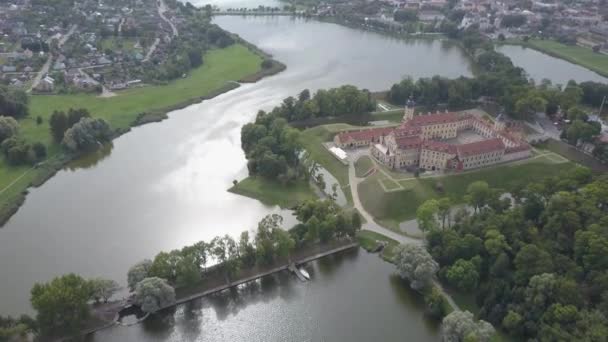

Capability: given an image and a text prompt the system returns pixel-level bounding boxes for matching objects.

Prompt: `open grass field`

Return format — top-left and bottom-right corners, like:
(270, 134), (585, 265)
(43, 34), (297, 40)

(0, 44), (264, 219)
(359, 155), (577, 229)
(100, 37), (139, 53)
(525, 39), (608, 77)
(229, 177), (317, 208)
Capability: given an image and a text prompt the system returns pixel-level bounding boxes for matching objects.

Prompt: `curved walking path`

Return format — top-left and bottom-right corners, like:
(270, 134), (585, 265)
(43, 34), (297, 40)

(348, 156), (460, 311)
(158, 0), (178, 37)
(348, 159), (421, 245)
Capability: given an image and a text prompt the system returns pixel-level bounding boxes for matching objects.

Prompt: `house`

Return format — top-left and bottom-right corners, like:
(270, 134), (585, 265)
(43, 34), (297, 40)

(35, 76), (54, 92)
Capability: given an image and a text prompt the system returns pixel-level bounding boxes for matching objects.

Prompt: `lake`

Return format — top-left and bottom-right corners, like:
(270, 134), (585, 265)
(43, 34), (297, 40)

(86, 250), (440, 341)
(0, 16), (472, 316)
(497, 44), (608, 85)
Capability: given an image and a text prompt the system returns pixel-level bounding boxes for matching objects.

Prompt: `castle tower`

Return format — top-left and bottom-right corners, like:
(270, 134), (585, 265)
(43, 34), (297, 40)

(403, 97), (415, 123)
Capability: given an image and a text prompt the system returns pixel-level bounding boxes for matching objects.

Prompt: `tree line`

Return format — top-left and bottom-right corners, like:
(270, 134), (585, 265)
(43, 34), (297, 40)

(126, 199), (361, 312)
(406, 166), (608, 340)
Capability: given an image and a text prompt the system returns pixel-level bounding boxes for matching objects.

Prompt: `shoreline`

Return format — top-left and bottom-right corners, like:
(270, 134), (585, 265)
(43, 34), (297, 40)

(0, 43), (287, 228)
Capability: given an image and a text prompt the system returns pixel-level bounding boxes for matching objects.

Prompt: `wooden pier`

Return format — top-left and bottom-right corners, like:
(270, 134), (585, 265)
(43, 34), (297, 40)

(288, 263), (307, 282)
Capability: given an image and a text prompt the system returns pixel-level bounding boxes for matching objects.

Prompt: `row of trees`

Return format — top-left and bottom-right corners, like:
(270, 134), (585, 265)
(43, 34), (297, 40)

(268, 86), (376, 122)
(49, 108), (113, 153)
(127, 200), (361, 313)
(418, 167), (608, 340)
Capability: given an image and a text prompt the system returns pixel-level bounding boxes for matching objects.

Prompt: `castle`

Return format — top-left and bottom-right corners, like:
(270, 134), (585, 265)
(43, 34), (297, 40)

(333, 102), (531, 172)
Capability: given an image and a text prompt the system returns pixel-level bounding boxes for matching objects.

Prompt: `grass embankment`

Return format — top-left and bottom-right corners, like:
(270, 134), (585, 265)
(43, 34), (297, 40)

(0, 44), (269, 224)
(299, 124), (353, 204)
(229, 177), (317, 208)
(354, 155), (373, 177)
(513, 39), (608, 77)
(359, 156), (576, 230)
(357, 230), (400, 262)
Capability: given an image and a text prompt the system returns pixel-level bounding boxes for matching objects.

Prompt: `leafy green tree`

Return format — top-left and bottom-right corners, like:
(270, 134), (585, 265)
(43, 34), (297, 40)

(445, 259), (479, 291)
(0, 116), (18, 143)
(417, 199), (439, 232)
(395, 243), (439, 290)
(465, 181), (491, 213)
(127, 259), (152, 291)
(514, 245), (554, 283)
(49, 110), (68, 142)
(442, 310), (495, 342)
(424, 287), (448, 320)
(30, 274), (92, 336)
(133, 277), (175, 313)
(88, 278), (120, 303)
(62, 117), (112, 152)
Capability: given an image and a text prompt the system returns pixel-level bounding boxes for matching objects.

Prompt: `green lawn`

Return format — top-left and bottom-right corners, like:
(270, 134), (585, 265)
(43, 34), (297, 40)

(354, 156), (373, 177)
(525, 39), (608, 77)
(299, 126), (349, 188)
(360, 158), (577, 229)
(0, 44), (263, 217)
(229, 177), (317, 208)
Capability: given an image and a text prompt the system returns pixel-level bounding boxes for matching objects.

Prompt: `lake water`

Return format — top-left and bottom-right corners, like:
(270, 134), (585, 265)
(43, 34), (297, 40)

(86, 250), (439, 341)
(497, 44), (608, 85)
(0, 16), (472, 316)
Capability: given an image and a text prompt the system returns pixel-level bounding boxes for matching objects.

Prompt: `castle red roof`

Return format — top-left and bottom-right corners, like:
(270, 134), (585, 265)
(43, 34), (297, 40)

(422, 140), (457, 154)
(336, 127), (393, 143)
(408, 112), (460, 126)
(457, 138), (505, 157)
(396, 136), (422, 149)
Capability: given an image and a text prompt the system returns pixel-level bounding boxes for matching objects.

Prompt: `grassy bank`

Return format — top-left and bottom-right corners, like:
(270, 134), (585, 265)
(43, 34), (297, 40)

(0, 44), (277, 225)
(357, 229), (400, 262)
(229, 177), (317, 208)
(360, 156), (576, 229)
(508, 39), (608, 78)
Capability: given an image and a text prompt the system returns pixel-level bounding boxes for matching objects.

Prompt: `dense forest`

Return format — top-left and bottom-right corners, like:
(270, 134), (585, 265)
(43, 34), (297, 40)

(423, 167), (608, 340)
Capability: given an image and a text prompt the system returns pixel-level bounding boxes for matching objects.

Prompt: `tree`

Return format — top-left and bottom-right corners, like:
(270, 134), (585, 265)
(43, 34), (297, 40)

(442, 310), (495, 342)
(437, 198), (452, 230)
(0, 116), (18, 143)
(49, 111), (68, 142)
(394, 9), (418, 22)
(395, 243), (439, 290)
(32, 142), (46, 159)
(514, 244), (553, 283)
(88, 278), (120, 303)
(127, 259), (152, 291)
(417, 199), (440, 232)
(425, 287), (448, 320)
(133, 277), (176, 314)
(66, 108), (90, 127)
(445, 259), (479, 291)
(30, 274), (92, 336)
(465, 181), (491, 212)
(62, 117), (112, 152)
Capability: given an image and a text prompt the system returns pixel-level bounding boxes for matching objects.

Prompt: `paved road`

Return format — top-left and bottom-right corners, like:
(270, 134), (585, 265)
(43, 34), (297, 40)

(28, 24), (77, 93)
(158, 0), (178, 37)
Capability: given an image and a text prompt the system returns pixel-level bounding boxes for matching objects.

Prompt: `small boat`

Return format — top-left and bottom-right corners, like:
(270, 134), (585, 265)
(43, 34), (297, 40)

(298, 267), (310, 280)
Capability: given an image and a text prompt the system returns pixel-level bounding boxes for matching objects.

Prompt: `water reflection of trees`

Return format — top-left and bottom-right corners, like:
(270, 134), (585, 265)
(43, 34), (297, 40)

(65, 142), (114, 171)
